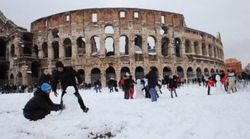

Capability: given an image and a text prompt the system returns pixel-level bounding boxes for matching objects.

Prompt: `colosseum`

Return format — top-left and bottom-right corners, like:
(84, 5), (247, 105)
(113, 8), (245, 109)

(0, 8), (224, 87)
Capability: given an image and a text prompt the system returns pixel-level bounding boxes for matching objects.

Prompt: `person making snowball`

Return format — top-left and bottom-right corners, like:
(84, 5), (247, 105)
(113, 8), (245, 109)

(52, 61), (89, 113)
(23, 83), (64, 121)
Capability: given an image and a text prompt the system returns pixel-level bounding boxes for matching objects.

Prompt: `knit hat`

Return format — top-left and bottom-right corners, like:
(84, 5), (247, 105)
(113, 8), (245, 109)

(56, 61), (64, 68)
(41, 83), (52, 92)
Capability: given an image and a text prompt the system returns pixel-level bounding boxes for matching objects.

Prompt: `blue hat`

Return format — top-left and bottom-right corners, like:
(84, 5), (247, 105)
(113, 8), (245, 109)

(41, 83), (52, 92)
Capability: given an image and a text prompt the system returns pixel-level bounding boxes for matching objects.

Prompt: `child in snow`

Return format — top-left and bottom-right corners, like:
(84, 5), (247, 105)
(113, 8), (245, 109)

(23, 83), (64, 121)
(207, 76), (215, 95)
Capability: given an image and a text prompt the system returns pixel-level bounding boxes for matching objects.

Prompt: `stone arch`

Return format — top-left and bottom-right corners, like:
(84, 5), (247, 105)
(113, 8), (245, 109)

(194, 41), (199, 54)
(161, 37), (169, 56)
(52, 41), (59, 59)
(11, 44), (15, 57)
(52, 28), (59, 38)
(76, 37), (86, 54)
(196, 67), (202, 78)
(214, 47), (217, 58)
(10, 74), (14, 85)
(147, 35), (156, 55)
(104, 25), (114, 34)
(0, 63), (8, 85)
(31, 61), (41, 84)
(208, 44), (212, 57)
(176, 66), (184, 78)
(135, 66), (144, 80)
(174, 38), (181, 57)
(0, 38), (6, 57)
(42, 42), (48, 58)
(90, 36), (100, 55)
(202, 43), (207, 56)
(17, 72), (23, 86)
(204, 68), (209, 76)
(120, 67), (130, 78)
(187, 67), (194, 81)
(163, 66), (172, 77)
(106, 66), (116, 85)
(211, 68), (215, 75)
(134, 35), (142, 53)
(185, 39), (192, 53)
(33, 45), (39, 57)
(63, 38), (72, 57)
(78, 69), (85, 83)
(91, 68), (101, 84)
(105, 37), (114, 56)
(119, 35), (129, 55)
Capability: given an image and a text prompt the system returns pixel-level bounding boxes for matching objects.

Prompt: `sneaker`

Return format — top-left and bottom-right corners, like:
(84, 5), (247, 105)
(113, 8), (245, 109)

(83, 107), (89, 113)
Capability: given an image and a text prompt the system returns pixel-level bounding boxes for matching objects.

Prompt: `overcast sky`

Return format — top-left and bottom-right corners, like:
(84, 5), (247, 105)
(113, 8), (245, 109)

(1, 0), (249, 67)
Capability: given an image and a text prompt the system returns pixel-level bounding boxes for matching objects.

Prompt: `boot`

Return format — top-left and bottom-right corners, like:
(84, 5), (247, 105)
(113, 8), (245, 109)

(83, 107), (89, 113)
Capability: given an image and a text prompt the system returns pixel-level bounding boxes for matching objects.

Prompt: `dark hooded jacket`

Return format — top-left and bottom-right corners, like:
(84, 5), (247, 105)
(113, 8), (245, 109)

(52, 66), (83, 91)
(23, 88), (62, 121)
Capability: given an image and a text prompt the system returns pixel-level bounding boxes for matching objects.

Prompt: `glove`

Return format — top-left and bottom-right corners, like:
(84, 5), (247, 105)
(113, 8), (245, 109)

(59, 104), (65, 110)
(54, 91), (58, 97)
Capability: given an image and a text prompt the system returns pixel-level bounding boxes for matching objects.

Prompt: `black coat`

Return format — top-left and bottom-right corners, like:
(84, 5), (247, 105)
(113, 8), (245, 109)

(146, 70), (158, 89)
(52, 67), (83, 91)
(23, 89), (62, 121)
(168, 78), (177, 89)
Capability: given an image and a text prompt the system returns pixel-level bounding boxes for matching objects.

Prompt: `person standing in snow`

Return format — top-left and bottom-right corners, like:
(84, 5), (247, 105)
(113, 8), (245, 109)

(123, 73), (130, 99)
(23, 83), (64, 121)
(207, 76), (215, 95)
(145, 67), (158, 102)
(52, 61), (89, 113)
(168, 75), (178, 98)
(227, 69), (236, 93)
(220, 72), (228, 92)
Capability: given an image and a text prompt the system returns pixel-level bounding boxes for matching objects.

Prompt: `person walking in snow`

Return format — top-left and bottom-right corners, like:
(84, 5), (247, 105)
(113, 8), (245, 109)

(23, 83), (64, 121)
(145, 67), (158, 102)
(168, 75), (178, 98)
(207, 76), (215, 95)
(94, 79), (102, 93)
(220, 72), (228, 92)
(52, 61), (89, 113)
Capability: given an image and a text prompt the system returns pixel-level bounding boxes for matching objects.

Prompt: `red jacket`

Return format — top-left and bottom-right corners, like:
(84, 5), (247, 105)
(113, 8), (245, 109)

(207, 79), (215, 87)
(221, 75), (228, 85)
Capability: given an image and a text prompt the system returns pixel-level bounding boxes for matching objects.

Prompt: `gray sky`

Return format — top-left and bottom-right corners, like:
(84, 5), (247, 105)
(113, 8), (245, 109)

(1, 0), (249, 67)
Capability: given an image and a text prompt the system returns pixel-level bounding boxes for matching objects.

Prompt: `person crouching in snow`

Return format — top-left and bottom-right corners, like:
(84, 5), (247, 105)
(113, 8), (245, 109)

(207, 76), (215, 95)
(23, 83), (64, 121)
(168, 75), (178, 98)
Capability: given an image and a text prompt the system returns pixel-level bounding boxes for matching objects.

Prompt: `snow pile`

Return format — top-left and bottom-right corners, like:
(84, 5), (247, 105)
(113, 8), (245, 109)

(1, 84), (250, 139)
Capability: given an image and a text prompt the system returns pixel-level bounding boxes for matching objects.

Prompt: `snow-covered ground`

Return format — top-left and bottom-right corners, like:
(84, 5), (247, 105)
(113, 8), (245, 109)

(1, 84), (250, 139)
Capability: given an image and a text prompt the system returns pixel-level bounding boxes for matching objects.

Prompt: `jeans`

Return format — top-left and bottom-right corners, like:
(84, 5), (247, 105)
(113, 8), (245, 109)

(149, 87), (157, 102)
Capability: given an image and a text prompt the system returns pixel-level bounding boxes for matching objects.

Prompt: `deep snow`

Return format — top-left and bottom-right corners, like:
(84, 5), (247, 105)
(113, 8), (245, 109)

(1, 84), (250, 139)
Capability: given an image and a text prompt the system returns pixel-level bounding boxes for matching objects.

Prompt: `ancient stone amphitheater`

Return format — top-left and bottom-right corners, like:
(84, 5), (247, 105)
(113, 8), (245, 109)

(1, 8), (224, 86)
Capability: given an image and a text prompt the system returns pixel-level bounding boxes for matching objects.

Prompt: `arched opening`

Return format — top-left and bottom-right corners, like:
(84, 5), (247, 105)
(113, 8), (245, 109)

(33, 45), (39, 57)
(176, 66), (184, 78)
(211, 69), (215, 75)
(64, 38), (72, 58)
(119, 35), (129, 55)
(77, 37), (86, 54)
(163, 67), (172, 77)
(104, 25), (114, 34)
(17, 72), (23, 86)
(21, 33), (33, 56)
(10, 74), (14, 85)
(160, 26), (168, 35)
(187, 67), (194, 82)
(214, 47), (217, 58)
(0, 63), (8, 85)
(202, 43), (207, 56)
(105, 37), (114, 56)
(161, 37), (169, 56)
(0, 38), (6, 57)
(196, 68), (202, 78)
(90, 36), (100, 55)
(52, 41), (59, 59)
(120, 67), (130, 78)
(204, 68), (209, 76)
(106, 66), (116, 85)
(42, 42), (48, 58)
(194, 41), (199, 54)
(91, 68), (101, 84)
(10, 44), (15, 57)
(31, 61), (41, 84)
(78, 69), (85, 83)
(135, 66), (144, 80)
(185, 40), (192, 53)
(134, 35), (143, 61)
(52, 28), (59, 38)
(147, 36), (156, 55)
(174, 38), (181, 57)
(208, 44), (212, 57)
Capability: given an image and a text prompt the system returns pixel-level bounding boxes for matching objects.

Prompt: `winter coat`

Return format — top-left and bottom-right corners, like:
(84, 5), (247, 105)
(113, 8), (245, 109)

(221, 75), (228, 86)
(23, 89), (62, 121)
(207, 79), (215, 87)
(52, 66), (83, 91)
(168, 78), (177, 89)
(145, 70), (158, 89)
